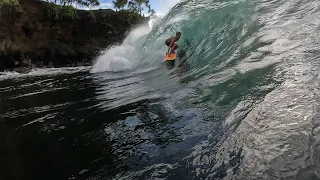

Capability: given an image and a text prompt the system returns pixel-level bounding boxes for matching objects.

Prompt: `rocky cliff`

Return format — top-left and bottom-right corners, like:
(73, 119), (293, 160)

(0, 0), (144, 72)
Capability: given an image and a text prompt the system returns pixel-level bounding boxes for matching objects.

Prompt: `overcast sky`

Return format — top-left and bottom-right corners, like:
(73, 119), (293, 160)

(82, 0), (180, 16)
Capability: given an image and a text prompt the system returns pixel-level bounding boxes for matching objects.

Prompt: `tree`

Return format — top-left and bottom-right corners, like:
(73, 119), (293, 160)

(74, 0), (83, 9)
(44, 0), (70, 6)
(43, 0), (99, 9)
(127, 0), (137, 12)
(112, 0), (154, 16)
(82, 0), (99, 10)
(149, 8), (155, 16)
(112, 0), (127, 11)
(0, 0), (19, 6)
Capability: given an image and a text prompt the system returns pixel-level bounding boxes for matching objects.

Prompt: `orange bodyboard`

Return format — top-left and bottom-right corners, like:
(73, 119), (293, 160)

(164, 53), (176, 61)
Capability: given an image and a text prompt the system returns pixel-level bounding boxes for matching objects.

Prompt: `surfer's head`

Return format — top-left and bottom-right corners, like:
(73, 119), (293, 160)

(176, 32), (181, 40)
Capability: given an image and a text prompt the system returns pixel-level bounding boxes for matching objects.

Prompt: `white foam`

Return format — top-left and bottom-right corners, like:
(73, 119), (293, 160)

(91, 45), (135, 72)
(91, 22), (152, 73)
(28, 66), (90, 76)
(0, 71), (20, 80)
(0, 66), (90, 81)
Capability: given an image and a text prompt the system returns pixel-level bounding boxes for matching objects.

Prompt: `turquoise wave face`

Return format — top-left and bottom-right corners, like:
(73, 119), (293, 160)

(139, 0), (255, 72)
(126, 0), (320, 179)
(3, 0), (320, 179)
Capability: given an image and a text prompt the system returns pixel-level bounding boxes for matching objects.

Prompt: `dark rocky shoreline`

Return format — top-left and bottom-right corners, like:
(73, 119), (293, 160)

(0, 0), (145, 73)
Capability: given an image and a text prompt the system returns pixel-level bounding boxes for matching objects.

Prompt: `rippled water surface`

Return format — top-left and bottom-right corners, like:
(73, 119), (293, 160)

(3, 0), (320, 179)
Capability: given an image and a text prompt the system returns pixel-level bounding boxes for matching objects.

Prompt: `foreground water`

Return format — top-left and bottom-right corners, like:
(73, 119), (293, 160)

(3, 0), (320, 179)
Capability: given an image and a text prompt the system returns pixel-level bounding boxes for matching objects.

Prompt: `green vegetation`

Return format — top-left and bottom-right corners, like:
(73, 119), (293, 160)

(43, 0), (99, 9)
(44, 0), (99, 20)
(42, 0), (154, 21)
(0, 0), (19, 6)
(43, 0), (154, 17)
(0, 0), (19, 13)
(81, 0), (100, 10)
(113, 0), (127, 10)
(113, 0), (155, 16)
(46, 3), (77, 20)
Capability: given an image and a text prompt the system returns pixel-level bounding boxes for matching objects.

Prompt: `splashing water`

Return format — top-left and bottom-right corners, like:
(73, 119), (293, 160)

(91, 23), (152, 73)
(3, 0), (320, 179)
(90, 0), (320, 179)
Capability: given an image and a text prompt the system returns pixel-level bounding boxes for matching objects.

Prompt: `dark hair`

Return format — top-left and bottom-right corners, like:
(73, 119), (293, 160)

(176, 32), (181, 36)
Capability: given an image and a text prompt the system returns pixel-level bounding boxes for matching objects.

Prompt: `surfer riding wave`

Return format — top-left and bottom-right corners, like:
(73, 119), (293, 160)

(165, 32), (181, 55)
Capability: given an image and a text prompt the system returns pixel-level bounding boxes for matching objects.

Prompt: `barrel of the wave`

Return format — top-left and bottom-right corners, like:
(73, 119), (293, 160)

(164, 52), (176, 69)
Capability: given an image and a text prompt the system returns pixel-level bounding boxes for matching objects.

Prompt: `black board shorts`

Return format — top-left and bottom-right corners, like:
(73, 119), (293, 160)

(165, 40), (170, 46)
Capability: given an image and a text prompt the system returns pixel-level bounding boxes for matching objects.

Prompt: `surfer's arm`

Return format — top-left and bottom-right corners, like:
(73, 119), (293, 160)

(169, 38), (176, 47)
(167, 46), (171, 54)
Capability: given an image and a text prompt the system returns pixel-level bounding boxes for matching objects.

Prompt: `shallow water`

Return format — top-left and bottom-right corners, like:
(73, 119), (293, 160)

(2, 0), (320, 179)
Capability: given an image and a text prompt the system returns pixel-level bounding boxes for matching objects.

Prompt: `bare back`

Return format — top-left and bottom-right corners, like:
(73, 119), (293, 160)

(166, 36), (178, 44)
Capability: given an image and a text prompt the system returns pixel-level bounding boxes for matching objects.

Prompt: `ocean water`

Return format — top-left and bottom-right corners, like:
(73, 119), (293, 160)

(2, 0), (320, 179)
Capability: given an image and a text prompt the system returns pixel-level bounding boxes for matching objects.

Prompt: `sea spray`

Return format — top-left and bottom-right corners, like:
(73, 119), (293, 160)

(91, 23), (152, 73)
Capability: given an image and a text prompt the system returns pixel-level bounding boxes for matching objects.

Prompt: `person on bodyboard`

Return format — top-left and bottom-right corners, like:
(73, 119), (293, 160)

(165, 32), (181, 56)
